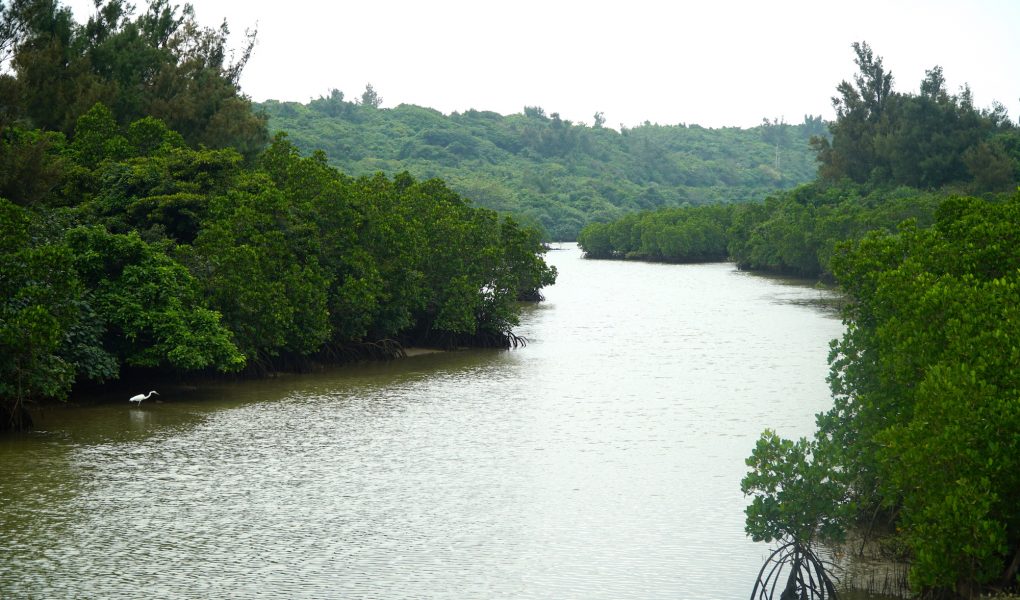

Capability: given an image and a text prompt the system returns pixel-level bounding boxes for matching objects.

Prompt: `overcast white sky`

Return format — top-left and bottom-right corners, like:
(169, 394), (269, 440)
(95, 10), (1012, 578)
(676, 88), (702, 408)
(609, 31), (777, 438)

(67, 0), (1020, 129)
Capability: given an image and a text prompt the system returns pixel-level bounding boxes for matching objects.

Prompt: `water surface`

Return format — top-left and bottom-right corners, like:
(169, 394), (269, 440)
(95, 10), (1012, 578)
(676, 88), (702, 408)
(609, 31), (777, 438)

(1, 245), (845, 598)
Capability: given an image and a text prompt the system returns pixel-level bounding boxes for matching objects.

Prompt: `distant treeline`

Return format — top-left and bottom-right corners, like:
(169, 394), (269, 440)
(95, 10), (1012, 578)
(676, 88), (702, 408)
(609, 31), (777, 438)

(577, 182), (948, 278)
(258, 95), (824, 240)
(0, 0), (555, 430)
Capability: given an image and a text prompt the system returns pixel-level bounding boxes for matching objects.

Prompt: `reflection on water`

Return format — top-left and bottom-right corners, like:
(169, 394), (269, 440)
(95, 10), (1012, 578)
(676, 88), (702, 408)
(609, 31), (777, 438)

(1, 245), (851, 599)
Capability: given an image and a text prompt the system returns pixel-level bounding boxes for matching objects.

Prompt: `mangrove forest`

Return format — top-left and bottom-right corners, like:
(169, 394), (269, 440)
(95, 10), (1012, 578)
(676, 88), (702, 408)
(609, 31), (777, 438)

(0, 0), (556, 430)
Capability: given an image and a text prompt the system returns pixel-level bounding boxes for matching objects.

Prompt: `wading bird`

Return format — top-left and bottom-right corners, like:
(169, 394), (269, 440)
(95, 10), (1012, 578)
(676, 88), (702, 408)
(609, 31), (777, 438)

(129, 390), (159, 406)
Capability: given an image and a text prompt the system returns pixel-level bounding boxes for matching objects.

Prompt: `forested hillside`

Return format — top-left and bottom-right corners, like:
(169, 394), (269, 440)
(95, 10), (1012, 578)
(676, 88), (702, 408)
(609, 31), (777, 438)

(258, 95), (824, 239)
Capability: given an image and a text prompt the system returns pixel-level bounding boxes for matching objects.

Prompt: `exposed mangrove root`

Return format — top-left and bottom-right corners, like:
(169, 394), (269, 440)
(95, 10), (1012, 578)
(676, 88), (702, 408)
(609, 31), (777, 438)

(2, 401), (34, 432)
(232, 340), (409, 378)
(751, 541), (839, 600)
(243, 352), (278, 377)
(504, 330), (528, 349)
(829, 531), (911, 598)
(420, 329), (527, 350)
(316, 339), (407, 363)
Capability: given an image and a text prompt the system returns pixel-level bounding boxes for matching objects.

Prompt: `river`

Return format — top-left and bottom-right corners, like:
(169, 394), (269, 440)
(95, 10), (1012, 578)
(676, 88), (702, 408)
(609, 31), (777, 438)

(1, 244), (847, 598)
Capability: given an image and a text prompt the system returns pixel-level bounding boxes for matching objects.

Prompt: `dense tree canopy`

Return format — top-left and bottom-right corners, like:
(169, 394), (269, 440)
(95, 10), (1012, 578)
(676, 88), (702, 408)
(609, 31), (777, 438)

(743, 196), (1020, 595)
(812, 42), (1018, 191)
(1, 0), (267, 155)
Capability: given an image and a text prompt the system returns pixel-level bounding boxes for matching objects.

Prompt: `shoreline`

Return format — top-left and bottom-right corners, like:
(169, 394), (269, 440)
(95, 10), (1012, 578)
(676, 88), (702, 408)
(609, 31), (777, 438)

(402, 347), (447, 357)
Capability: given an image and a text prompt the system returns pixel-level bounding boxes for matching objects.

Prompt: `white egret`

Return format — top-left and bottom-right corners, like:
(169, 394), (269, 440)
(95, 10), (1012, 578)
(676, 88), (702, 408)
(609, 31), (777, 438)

(129, 390), (159, 406)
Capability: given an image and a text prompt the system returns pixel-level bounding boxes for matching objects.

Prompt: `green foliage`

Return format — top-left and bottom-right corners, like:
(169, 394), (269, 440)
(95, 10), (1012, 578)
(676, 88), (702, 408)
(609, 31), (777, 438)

(187, 172), (331, 360)
(71, 102), (131, 168)
(7, 0), (267, 156)
(126, 116), (185, 155)
(257, 97), (823, 239)
(741, 430), (847, 546)
(75, 113), (242, 242)
(578, 181), (950, 278)
(65, 225), (244, 372)
(0, 126), (68, 207)
(577, 204), (730, 262)
(814, 195), (1020, 593)
(0, 199), (84, 427)
(360, 83), (382, 109)
(244, 135), (556, 351)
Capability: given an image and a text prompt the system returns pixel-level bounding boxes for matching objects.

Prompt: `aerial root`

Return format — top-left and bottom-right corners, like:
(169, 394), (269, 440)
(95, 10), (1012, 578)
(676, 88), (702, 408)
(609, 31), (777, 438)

(751, 541), (839, 600)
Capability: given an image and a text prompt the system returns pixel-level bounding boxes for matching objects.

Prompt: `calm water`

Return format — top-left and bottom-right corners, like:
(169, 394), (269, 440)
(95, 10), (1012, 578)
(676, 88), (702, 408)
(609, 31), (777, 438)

(1, 245), (846, 599)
